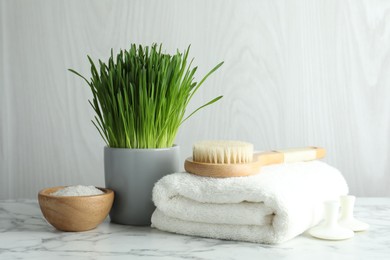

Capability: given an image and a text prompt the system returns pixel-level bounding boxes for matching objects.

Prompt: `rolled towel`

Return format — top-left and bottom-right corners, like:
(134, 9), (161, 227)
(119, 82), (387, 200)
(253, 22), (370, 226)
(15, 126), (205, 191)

(151, 161), (348, 244)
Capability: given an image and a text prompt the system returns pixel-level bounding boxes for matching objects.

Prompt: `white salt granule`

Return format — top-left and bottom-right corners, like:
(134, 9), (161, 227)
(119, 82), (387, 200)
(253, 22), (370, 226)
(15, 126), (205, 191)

(51, 185), (104, 196)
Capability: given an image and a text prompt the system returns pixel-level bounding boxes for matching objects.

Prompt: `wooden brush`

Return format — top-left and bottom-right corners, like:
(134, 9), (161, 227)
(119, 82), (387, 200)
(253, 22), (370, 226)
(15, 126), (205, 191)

(184, 140), (326, 178)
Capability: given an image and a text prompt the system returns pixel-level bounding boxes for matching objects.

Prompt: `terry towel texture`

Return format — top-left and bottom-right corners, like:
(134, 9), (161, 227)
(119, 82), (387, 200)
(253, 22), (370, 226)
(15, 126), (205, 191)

(151, 161), (348, 244)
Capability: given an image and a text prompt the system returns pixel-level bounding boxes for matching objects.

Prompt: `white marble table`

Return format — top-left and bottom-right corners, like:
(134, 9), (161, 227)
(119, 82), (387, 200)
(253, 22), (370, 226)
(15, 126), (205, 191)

(0, 198), (389, 259)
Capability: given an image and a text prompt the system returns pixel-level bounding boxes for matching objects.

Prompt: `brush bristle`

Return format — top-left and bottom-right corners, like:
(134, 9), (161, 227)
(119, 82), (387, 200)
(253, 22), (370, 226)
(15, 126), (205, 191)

(193, 140), (254, 164)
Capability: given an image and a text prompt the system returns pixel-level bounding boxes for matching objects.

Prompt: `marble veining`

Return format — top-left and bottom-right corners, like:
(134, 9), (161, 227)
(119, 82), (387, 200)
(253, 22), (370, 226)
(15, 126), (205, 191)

(0, 198), (389, 259)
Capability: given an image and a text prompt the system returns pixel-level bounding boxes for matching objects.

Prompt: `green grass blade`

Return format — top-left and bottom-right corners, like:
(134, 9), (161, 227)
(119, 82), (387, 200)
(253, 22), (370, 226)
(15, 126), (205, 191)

(181, 95), (223, 124)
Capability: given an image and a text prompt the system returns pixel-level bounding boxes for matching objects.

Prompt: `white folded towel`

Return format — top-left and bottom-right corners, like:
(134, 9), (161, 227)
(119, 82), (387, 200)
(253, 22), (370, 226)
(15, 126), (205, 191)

(151, 161), (348, 244)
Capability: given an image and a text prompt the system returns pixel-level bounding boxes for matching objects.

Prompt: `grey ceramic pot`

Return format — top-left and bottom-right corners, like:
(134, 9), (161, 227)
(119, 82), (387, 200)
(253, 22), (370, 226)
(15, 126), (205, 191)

(104, 145), (180, 226)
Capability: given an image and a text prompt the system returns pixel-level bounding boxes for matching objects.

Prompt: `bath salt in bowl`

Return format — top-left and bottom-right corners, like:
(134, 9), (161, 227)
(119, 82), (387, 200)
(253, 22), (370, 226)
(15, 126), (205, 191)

(38, 186), (114, 232)
(51, 185), (104, 196)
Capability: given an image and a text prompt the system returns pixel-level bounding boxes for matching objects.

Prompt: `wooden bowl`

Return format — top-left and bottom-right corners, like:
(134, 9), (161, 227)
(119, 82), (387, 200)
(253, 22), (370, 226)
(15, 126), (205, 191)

(38, 186), (114, 232)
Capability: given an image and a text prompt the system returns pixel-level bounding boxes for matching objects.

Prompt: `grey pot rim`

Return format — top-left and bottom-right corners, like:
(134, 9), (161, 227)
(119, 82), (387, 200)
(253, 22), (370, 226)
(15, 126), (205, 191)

(104, 144), (179, 152)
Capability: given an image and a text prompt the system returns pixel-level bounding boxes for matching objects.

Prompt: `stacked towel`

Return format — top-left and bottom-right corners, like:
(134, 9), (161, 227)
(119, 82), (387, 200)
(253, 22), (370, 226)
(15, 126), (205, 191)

(151, 161), (348, 244)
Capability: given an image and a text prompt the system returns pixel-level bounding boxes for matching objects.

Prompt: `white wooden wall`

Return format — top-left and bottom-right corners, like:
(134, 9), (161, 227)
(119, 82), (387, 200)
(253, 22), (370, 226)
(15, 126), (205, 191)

(1, 0), (389, 199)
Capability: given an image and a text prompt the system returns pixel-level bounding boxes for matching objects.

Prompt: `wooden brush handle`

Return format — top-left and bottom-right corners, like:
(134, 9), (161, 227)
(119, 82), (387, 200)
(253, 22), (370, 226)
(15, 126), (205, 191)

(257, 146), (326, 166)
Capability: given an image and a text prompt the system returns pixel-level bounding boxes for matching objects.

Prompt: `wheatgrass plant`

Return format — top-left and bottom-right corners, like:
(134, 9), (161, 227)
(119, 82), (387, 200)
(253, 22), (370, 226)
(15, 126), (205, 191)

(69, 44), (223, 148)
